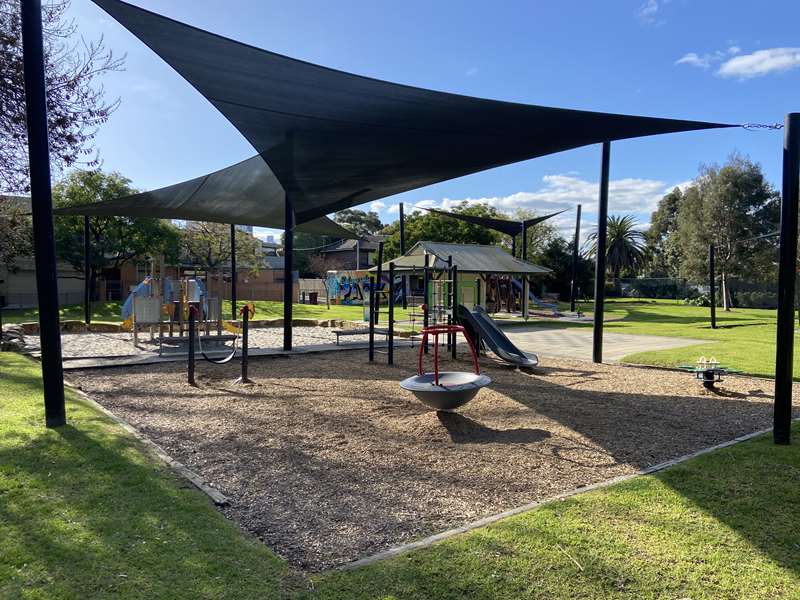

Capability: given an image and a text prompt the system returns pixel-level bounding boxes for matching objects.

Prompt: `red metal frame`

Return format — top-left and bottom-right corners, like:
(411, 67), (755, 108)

(417, 324), (480, 385)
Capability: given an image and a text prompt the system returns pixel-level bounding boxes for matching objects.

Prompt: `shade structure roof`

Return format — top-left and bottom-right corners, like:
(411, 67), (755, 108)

(54, 155), (357, 238)
(80, 0), (734, 228)
(421, 207), (567, 237)
(373, 241), (551, 275)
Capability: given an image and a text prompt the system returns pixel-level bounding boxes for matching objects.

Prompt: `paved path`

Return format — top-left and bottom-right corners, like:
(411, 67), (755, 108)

(499, 324), (706, 362)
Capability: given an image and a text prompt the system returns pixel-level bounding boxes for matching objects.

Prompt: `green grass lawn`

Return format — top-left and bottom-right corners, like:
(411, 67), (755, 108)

(2, 351), (800, 598)
(2, 301), (125, 325)
(534, 298), (784, 379)
(2, 300), (411, 327)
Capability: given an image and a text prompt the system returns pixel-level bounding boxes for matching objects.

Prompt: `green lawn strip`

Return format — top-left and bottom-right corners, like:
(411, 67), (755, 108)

(310, 424), (800, 599)
(2, 301), (124, 325)
(3, 300), (411, 327)
(0, 353), (294, 600)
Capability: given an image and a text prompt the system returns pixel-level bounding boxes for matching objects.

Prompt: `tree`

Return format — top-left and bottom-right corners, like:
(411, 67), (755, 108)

(646, 187), (683, 277)
(288, 231), (341, 277)
(1, 0), (123, 192)
(182, 222), (260, 272)
(675, 154), (780, 310)
(381, 202), (503, 259)
(507, 208), (561, 262)
(586, 215), (647, 286)
(334, 209), (383, 237)
(53, 170), (180, 299)
(532, 236), (594, 301)
(0, 195), (32, 268)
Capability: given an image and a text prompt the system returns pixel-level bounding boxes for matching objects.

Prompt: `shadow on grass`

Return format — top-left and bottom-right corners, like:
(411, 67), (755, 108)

(0, 411), (289, 599)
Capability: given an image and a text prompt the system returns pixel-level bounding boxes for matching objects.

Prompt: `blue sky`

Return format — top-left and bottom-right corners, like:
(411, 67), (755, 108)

(67, 0), (800, 241)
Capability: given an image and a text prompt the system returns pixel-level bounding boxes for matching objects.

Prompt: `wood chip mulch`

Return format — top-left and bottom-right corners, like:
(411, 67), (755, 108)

(67, 348), (796, 571)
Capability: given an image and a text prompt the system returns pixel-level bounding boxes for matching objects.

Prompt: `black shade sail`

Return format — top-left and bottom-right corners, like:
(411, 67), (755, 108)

(421, 207), (567, 236)
(54, 155), (357, 238)
(88, 0), (734, 225)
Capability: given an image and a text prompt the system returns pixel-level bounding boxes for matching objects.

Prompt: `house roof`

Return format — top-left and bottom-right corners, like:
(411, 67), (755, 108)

(373, 241), (550, 275)
(319, 234), (386, 253)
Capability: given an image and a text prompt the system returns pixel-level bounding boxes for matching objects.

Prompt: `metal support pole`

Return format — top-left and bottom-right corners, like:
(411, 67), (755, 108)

(593, 142), (611, 364)
(570, 204), (582, 312)
(237, 305), (252, 384)
(511, 234), (516, 259)
(188, 308), (196, 386)
(399, 202), (407, 309)
(388, 262), (395, 365)
(84, 215), (91, 324)
(521, 222), (528, 262)
(521, 222), (529, 317)
(451, 264), (458, 359)
(709, 244), (716, 329)
(22, 0), (65, 427)
(283, 196), (294, 351)
(374, 242), (384, 325)
(446, 255), (453, 350)
(368, 275), (375, 362)
(774, 112), (800, 445)
(423, 253), (430, 354)
(230, 223), (238, 320)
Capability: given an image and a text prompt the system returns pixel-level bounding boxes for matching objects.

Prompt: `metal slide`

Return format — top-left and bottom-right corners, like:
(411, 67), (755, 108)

(458, 305), (539, 367)
(510, 279), (558, 314)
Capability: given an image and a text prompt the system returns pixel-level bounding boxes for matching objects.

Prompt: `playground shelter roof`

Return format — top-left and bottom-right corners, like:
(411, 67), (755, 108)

(55, 0), (734, 231)
(374, 241), (551, 275)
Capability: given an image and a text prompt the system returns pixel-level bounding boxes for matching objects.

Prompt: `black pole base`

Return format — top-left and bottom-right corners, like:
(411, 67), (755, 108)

(45, 414), (67, 428)
(234, 376), (254, 385)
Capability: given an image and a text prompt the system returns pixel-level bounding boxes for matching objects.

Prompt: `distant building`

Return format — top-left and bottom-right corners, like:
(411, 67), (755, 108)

(0, 197), (297, 308)
(0, 195), (86, 308)
(317, 234), (386, 270)
(236, 224), (254, 234)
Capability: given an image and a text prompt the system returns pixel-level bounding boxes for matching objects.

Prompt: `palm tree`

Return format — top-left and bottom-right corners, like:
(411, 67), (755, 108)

(586, 215), (647, 285)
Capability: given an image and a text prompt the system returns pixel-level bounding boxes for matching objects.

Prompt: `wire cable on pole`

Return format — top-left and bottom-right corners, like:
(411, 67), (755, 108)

(741, 122), (784, 131)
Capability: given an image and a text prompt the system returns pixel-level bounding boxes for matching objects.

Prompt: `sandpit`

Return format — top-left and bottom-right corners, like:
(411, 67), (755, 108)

(67, 348), (793, 570)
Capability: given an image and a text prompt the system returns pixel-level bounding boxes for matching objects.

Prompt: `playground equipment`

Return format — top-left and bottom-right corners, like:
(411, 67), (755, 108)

(400, 324), (491, 411)
(187, 303), (254, 385)
(677, 356), (739, 390)
(459, 305), (539, 367)
(511, 279), (559, 316)
(120, 274), (243, 357)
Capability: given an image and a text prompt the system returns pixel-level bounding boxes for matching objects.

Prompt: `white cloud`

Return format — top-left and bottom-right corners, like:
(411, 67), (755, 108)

(717, 47), (800, 79)
(465, 67), (479, 76)
(400, 174), (685, 238)
(387, 204), (400, 214)
(369, 200), (386, 212)
(676, 46), (800, 79)
(675, 50), (725, 69)
(637, 0), (659, 23)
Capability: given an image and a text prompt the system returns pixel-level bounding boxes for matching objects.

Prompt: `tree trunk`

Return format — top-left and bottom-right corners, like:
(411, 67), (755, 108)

(721, 271), (732, 311)
(89, 267), (98, 302)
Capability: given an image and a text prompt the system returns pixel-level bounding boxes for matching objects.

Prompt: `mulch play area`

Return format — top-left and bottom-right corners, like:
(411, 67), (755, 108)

(67, 348), (794, 571)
